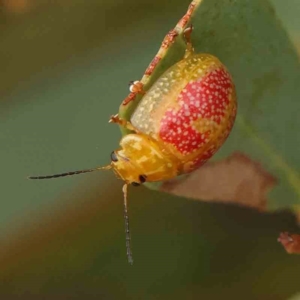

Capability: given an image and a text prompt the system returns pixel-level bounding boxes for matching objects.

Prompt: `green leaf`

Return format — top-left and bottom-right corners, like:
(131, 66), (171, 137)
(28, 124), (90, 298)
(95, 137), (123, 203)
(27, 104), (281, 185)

(117, 1), (194, 132)
(118, 0), (300, 213)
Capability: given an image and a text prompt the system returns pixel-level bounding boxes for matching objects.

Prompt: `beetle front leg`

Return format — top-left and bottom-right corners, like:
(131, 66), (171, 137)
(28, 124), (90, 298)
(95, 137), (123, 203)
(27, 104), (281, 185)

(183, 25), (194, 58)
(128, 80), (146, 95)
(122, 81), (146, 106)
(109, 114), (139, 132)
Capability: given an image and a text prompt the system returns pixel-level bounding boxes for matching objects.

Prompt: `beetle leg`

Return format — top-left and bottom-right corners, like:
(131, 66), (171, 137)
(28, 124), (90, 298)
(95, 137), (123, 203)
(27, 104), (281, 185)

(128, 80), (146, 95)
(122, 81), (146, 106)
(183, 24), (194, 58)
(109, 114), (139, 132)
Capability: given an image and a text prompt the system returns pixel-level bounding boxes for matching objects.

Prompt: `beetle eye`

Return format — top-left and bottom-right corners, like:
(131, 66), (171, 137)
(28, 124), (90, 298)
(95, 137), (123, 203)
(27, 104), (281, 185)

(110, 151), (118, 162)
(131, 182), (140, 187)
(139, 174), (147, 183)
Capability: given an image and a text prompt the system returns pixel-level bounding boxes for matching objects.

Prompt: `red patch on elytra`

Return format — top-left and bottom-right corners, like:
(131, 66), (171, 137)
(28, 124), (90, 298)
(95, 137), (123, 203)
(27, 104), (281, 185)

(159, 68), (233, 156)
(192, 147), (217, 168)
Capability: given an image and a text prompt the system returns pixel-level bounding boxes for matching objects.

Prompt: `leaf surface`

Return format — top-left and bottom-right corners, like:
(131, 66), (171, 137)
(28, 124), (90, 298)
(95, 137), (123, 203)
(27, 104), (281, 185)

(119, 0), (300, 212)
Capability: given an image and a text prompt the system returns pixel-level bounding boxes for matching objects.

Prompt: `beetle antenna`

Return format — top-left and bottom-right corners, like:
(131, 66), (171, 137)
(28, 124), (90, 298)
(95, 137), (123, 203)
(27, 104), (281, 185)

(122, 184), (133, 265)
(28, 165), (112, 179)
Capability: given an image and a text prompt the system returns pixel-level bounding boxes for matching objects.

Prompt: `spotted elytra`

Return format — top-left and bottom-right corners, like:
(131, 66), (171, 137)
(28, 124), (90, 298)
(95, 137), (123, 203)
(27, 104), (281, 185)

(29, 24), (237, 264)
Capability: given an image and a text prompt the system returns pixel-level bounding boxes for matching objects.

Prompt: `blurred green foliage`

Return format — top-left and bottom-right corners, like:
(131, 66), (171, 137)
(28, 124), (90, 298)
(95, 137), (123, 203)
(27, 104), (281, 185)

(0, 0), (300, 299)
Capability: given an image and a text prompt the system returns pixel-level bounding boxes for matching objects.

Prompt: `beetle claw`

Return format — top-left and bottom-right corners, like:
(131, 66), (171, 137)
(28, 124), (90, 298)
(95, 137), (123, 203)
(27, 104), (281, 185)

(129, 80), (145, 94)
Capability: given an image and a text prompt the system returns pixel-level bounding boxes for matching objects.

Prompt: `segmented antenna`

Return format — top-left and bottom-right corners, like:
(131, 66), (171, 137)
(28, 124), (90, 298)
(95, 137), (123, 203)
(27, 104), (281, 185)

(28, 165), (112, 180)
(122, 184), (133, 265)
(28, 165), (134, 264)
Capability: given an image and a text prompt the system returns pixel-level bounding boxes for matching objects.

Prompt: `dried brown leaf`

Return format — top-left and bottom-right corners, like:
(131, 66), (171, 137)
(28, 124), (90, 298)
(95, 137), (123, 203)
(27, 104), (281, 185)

(161, 152), (277, 211)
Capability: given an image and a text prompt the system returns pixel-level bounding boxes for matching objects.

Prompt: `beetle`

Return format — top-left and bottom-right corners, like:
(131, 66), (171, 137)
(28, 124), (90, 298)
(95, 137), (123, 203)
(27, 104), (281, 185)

(29, 25), (237, 265)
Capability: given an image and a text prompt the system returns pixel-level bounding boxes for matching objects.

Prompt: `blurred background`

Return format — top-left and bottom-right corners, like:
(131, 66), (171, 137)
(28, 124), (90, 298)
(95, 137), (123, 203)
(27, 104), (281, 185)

(0, 0), (300, 299)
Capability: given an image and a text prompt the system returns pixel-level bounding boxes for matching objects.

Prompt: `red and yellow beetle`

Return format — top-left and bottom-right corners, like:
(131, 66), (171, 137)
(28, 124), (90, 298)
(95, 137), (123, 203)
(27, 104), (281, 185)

(29, 24), (237, 264)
